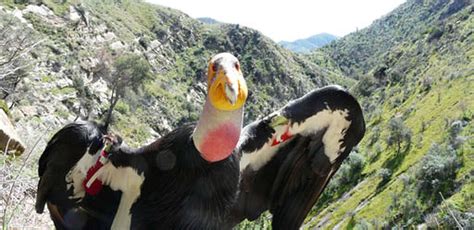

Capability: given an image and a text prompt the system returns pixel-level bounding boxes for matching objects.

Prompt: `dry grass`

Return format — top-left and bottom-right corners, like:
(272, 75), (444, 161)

(1, 128), (53, 229)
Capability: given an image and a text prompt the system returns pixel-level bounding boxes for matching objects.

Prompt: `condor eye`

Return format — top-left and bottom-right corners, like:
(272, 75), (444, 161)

(212, 64), (218, 72)
(234, 62), (240, 71)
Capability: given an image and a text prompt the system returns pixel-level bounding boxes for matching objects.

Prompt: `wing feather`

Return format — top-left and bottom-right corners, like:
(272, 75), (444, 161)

(230, 85), (365, 228)
(36, 121), (104, 213)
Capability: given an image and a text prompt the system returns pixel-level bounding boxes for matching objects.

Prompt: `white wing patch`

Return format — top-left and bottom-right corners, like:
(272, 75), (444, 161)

(93, 163), (144, 230)
(240, 140), (289, 172)
(66, 147), (99, 200)
(289, 109), (351, 163)
(66, 147), (145, 230)
(240, 108), (351, 172)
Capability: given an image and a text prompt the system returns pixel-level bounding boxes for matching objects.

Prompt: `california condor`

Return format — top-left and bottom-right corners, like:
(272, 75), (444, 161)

(36, 53), (365, 229)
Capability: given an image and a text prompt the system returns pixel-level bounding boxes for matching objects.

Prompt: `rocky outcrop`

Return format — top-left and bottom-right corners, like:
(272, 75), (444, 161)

(0, 110), (25, 155)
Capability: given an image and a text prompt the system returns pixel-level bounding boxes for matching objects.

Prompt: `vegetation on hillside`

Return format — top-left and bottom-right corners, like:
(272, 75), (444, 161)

(305, 0), (473, 228)
(320, 0), (472, 78)
(0, 9), (39, 100)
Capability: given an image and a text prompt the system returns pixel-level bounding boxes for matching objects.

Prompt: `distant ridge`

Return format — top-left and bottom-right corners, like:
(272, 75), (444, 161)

(279, 33), (338, 53)
(197, 17), (221, 24)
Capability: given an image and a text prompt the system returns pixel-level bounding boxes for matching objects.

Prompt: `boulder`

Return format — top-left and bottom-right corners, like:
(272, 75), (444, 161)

(0, 110), (25, 155)
(68, 5), (82, 23)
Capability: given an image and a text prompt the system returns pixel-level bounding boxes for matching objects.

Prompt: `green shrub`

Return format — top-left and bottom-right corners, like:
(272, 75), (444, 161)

(428, 27), (444, 42)
(0, 99), (9, 116)
(387, 190), (422, 227)
(386, 117), (412, 154)
(367, 125), (381, 147)
(438, 208), (473, 229)
(448, 120), (465, 148)
(415, 143), (460, 203)
(237, 211), (272, 230)
(115, 100), (130, 114)
(378, 168), (392, 186)
(349, 217), (371, 230)
(315, 152), (366, 209)
(337, 152), (366, 185)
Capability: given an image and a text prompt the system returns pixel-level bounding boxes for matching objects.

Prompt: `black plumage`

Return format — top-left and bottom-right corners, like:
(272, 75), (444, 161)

(36, 85), (365, 229)
(36, 121), (107, 229)
(106, 124), (239, 229)
(230, 85), (365, 229)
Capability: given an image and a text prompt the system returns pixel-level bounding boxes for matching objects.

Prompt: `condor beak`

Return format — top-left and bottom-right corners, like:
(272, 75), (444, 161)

(224, 76), (239, 105)
(207, 53), (247, 111)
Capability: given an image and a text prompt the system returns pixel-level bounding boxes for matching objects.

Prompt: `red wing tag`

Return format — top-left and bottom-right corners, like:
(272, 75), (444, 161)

(271, 127), (293, 146)
(82, 151), (109, 196)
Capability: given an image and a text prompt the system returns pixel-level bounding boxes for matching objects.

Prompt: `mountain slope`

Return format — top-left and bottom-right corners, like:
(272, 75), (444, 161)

(305, 0), (473, 228)
(279, 33), (338, 53)
(320, 0), (472, 78)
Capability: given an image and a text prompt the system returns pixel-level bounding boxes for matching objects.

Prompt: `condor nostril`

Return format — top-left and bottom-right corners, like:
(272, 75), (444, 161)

(226, 82), (236, 93)
(225, 83), (238, 105)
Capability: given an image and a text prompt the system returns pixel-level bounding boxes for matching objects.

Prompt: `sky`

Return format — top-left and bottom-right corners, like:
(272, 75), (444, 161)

(146, 0), (406, 42)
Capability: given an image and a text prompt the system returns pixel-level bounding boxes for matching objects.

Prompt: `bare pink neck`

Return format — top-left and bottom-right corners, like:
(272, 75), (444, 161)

(192, 98), (243, 162)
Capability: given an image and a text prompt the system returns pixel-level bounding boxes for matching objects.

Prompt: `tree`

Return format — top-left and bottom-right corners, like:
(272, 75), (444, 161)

(386, 117), (412, 154)
(315, 152), (365, 208)
(415, 143), (459, 203)
(0, 11), (41, 99)
(99, 53), (152, 130)
(71, 74), (95, 119)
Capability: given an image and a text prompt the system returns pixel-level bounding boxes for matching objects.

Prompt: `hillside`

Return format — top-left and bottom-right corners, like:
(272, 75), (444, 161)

(0, 0), (354, 143)
(279, 33), (338, 53)
(305, 0), (473, 228)
(320, 0), (472, 78)
(0, 0), (350, 228)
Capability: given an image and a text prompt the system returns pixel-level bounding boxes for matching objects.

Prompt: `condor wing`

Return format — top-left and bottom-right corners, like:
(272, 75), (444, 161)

(230, 85), (366, 229)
